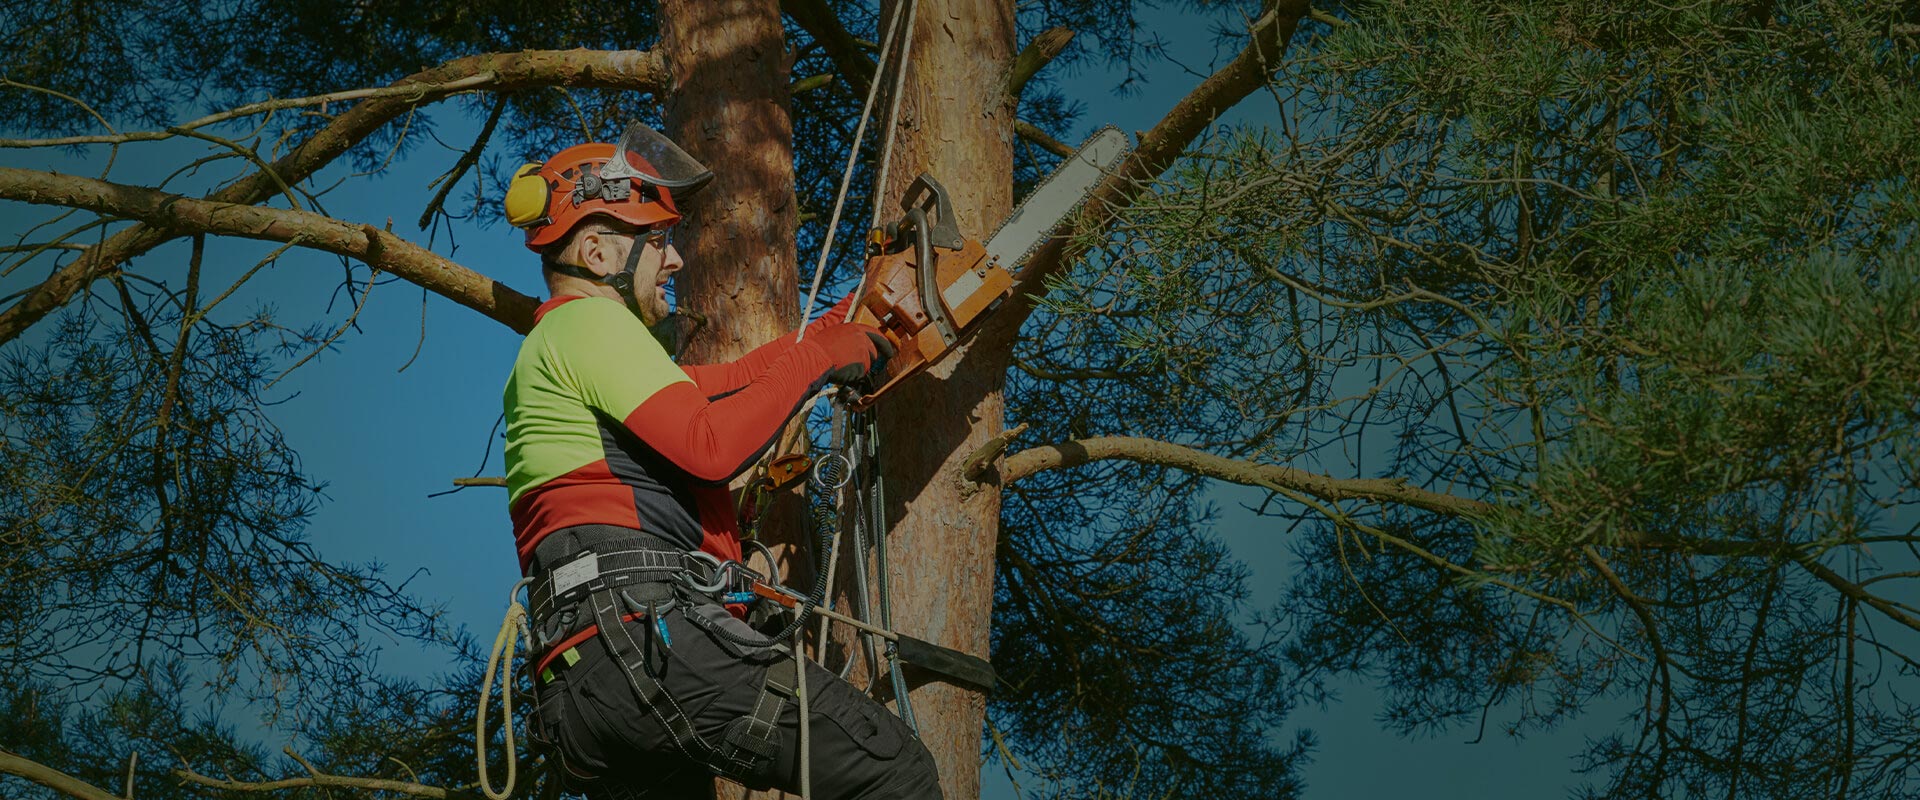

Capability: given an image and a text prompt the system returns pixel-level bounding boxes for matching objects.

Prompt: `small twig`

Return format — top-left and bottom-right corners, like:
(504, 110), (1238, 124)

(122, 751), (137, 800)
(398, 286), (430, 373)
(419, 94), (508, 230)
(264, 259), (381, 390)
(284, 747), (322, 779)
(790, 73), (836, 94)
(1307, 7), (1349, 28)
(453, 477), (507, 488)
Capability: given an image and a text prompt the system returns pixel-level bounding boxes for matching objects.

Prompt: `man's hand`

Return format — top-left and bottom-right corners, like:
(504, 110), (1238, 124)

(810, 323), (894, 385)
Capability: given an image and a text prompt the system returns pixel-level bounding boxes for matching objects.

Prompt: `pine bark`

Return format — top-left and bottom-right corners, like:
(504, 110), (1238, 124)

(865, 1), (1017, 798)
(656, 3), (806, 798)
(660, 0), (801, 355)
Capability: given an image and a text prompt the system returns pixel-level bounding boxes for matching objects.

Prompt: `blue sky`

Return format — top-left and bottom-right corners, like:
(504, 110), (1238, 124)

(0, 9), (1613, 798)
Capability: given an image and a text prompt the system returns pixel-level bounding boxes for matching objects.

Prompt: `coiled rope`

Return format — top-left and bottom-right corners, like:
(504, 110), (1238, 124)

(477, 577), (535, 800)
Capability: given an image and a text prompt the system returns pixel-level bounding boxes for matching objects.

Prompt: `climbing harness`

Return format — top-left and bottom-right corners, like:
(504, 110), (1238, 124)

(518, 528), (823, 783)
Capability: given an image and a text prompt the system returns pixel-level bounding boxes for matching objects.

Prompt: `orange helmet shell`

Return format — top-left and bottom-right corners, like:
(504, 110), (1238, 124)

(509, 142), (682, 251)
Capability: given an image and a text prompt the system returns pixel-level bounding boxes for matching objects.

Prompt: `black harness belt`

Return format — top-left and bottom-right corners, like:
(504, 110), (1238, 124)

(526, 524), (795, 780)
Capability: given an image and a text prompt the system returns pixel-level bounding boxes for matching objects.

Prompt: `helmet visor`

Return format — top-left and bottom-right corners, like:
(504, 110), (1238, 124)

(602, 122), (714, 197)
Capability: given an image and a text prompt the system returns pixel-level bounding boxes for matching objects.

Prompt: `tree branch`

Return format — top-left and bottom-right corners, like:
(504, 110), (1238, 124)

(782, 0), (877, 96)
(994, 0), (1312, 333)
(0, 48), (665, 346)
(0, 167), (538, 333)
(1015, 120), (1074, 159)
(171, 750), (471, 799)
(1006, 27), (1075, 102)
(0, 749), (124, 800)
(992, 435), (1494, 518)
(417, 93), (509, 230)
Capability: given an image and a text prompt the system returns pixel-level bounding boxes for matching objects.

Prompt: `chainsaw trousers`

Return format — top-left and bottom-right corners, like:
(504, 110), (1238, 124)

(529, 598), (943, 800)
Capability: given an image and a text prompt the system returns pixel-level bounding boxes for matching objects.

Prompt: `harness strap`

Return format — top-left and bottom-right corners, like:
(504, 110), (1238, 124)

(589, 585), (715, 765)
(585, 583), (800, 781)
(720, 653), (797, 772)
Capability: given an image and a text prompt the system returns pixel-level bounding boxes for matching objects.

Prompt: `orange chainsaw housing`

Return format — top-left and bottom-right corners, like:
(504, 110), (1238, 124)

(847, 235), (1014, 409)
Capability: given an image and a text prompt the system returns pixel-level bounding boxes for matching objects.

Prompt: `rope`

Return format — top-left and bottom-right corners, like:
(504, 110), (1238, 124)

(795, 629), (812, 800)
(477, 577), (535, 800)
(796, 0), (909, 343)
(839, 0), (924, 326)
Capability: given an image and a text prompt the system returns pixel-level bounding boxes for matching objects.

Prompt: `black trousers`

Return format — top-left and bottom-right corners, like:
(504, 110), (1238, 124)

(528, 597), (943, 800)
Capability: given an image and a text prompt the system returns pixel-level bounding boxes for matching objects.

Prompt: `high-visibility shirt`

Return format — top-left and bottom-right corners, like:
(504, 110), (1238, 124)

(503, 294), (843, 570)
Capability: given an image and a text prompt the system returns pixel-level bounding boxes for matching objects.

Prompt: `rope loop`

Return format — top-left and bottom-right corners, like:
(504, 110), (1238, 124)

(477, 577), (535, 800)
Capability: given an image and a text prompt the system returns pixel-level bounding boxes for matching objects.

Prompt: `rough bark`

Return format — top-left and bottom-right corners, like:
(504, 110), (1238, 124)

(866, 1), (1017, 798)
(654, 3), (804, 796)
(661, 0), (800, 363)
(0, 48), (665, 347)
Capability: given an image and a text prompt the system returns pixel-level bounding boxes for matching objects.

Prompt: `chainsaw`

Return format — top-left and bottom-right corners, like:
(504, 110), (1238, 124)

(845, 126), (1131, 409)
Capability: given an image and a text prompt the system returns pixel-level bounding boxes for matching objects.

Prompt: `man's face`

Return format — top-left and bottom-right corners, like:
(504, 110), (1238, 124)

(581, 224), (683, 325)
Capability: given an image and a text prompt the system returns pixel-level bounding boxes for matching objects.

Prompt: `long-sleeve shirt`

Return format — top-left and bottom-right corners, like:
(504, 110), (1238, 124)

(502, 294), (848, 570)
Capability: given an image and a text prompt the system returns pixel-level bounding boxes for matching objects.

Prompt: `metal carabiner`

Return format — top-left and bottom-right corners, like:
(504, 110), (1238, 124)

(812, 452), (852, 491)
(681, 551), (733, 594)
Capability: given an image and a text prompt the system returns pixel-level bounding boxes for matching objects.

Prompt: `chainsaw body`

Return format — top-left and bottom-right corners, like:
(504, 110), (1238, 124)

(847, 174), (1015, 409)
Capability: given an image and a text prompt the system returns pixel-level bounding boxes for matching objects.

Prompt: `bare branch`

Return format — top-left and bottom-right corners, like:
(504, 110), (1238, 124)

(0, 749), (124, 800)
(1006, 27), (1075, 102)
(1791, 550), (1920, 635)
(0, 73), (501, 149)
(993, 434), (1494, 518)
(417, 93), (509, 230)
(170, 746), (471, 799)
(0, 166), (538, 332)
(961, 422), (1030, 481)
(1015, 120), (1074, 159)
(782, 0), (878, 95)
(0, 47), (666, 346)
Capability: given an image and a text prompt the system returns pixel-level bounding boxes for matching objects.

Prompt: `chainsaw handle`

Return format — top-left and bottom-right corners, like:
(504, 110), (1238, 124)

(899, 174), (964, 250)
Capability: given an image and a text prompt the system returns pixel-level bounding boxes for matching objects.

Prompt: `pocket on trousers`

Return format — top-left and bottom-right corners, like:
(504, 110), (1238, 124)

(821, 687), (905, 760)
(529, 683), (567, 749)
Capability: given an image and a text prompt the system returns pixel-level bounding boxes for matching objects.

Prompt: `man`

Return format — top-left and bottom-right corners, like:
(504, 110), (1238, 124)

(500, 123), (942, 800)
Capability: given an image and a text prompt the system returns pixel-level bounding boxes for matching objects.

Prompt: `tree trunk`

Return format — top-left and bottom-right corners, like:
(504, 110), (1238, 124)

(867, 2), (1016, 798)
(659, 0), (800, 356)
(655, 5), (805, 796)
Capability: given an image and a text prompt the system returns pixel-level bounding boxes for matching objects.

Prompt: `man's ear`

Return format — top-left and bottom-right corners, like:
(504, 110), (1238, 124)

(578, 228), (614, 276)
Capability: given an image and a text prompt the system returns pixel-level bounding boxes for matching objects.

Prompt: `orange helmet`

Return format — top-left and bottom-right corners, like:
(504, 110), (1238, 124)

(505, 123), (713, 252)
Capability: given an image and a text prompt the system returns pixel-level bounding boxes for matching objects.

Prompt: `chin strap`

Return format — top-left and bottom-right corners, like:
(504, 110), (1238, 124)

(551, 245), (694, 358)
(549, 238), (650, 320)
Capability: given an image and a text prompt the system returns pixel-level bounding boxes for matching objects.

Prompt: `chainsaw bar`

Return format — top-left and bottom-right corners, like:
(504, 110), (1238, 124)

(984, 125), (1132, 275)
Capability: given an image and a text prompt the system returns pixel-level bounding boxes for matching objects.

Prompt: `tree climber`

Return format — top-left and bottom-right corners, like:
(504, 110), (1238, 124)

(499, 122), (942, 800)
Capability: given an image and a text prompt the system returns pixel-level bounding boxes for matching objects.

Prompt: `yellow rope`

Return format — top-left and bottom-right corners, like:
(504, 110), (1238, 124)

(478, 579), (534, 800)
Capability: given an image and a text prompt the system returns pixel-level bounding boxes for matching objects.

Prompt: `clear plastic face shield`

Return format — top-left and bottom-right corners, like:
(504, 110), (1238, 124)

(599, 122), (715, 197)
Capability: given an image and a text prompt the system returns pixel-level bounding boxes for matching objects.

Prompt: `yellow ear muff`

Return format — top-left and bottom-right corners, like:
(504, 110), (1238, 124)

(504, 163), (551, 228)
